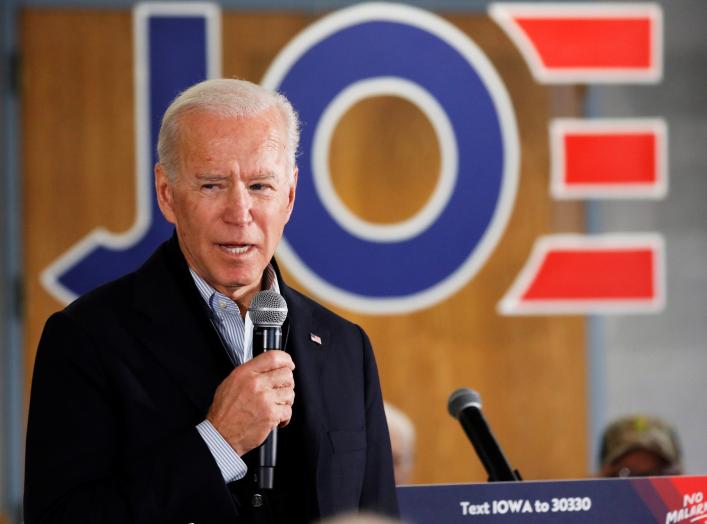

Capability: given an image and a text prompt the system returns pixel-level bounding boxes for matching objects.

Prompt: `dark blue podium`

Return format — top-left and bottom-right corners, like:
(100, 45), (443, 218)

(398, 476), (707, 523)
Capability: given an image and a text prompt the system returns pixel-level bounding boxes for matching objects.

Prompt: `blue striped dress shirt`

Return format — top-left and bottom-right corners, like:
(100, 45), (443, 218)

(190, 266), (279, 483)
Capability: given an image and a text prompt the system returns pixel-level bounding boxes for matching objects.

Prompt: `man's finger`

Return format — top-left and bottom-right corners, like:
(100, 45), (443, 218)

(277, 405), (293, 428)
(267, 367), (294, 389)
(277, 406), (293, 428)
(247, 350), (295, 372)
(272, 387), (295, 406)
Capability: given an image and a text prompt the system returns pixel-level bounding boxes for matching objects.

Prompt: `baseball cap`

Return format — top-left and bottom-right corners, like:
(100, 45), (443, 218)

(599, 415), (682, 469)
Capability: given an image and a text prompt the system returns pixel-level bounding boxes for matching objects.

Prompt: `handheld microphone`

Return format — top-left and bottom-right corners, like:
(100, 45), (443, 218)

(448, 388), (521, 482)
(249, 290), (288, 490)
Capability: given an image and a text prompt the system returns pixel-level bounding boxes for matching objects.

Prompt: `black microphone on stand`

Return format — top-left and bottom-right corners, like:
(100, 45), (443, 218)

(249, 290), (288, 490)
(448, 388), (521, 482)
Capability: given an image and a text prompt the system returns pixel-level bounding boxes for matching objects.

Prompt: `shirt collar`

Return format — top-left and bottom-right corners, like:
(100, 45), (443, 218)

(189, 265), (280, 312)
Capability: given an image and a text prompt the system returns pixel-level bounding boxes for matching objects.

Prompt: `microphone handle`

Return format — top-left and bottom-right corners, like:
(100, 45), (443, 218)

(252, 325), (283, 490)
(258, 429), (277, 489)
(459, 407), (518, 482)
(253, 326), (282, 355)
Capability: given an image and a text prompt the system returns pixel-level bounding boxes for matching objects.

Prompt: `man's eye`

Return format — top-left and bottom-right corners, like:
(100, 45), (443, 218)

(250, 183), (270, 191)
(201, 183), (220, 191)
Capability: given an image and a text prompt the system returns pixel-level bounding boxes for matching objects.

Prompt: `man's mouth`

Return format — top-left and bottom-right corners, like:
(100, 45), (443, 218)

(217, 244), (252, 255)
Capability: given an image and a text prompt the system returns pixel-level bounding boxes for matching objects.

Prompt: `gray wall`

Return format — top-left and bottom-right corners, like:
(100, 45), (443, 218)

(2, 0), (22, 520)
(592, 0), (707, 473)
(1, 0), (9, 512)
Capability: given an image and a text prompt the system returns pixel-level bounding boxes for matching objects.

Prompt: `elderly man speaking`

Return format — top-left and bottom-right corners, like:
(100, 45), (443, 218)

(24, 79), (398, 524)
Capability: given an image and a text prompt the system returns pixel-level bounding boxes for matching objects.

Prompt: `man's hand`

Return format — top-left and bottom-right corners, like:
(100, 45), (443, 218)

(207, 350), (295, 456)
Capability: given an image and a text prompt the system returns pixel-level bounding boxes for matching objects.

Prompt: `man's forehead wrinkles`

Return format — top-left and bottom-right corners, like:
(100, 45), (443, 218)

(190, 133), (283, 155)
(256, 134), (285, 152)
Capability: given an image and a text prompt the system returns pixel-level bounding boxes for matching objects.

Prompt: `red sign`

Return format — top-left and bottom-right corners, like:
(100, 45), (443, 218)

(550, 119), (667, 199)
(499, 234), (664, 314)
(489, 3), (662, 83)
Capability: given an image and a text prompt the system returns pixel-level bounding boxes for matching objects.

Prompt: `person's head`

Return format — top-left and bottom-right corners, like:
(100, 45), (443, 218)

(384, 402), (416, 484)
(155, 78), (300, 309)
(157, 78), (300, 179)
(598, 415), (683, 478)
(317, 512), (402, 524)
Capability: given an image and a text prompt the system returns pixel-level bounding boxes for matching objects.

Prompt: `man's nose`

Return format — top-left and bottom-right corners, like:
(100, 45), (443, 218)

(222, 185), (252, 225)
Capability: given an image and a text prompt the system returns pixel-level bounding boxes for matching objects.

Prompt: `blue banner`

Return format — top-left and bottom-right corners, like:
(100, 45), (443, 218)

(398, 476), (707, 524)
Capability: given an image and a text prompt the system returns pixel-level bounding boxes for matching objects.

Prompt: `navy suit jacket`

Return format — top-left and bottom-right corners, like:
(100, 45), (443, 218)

(24, 234), (398, 523)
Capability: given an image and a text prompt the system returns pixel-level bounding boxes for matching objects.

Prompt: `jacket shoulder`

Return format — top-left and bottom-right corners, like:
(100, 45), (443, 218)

(62, 271), (136, 321)
(285, 285), (361, 333)
(61, 239), (171, 323)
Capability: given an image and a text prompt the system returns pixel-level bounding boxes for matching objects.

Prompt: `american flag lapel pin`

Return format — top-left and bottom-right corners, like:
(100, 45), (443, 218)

(310, 333), (322, 345)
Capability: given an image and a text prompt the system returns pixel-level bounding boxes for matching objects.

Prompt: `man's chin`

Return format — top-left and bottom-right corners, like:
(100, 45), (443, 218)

(214, 274), (261, 297)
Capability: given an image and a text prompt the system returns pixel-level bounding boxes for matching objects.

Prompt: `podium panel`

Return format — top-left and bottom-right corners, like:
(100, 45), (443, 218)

(399, 476), (707, 523)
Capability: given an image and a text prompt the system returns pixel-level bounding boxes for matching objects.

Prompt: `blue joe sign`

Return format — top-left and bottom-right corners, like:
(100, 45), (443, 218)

(43, 4), (518, 316)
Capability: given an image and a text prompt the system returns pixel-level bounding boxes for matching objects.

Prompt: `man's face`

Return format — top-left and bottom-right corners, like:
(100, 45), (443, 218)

(155, 108), (296, 307)
(601, 448), (678, 478)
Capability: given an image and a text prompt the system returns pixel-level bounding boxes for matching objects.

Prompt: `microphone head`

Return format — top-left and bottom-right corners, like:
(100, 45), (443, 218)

(448, 388), (482, 419)
(249, 290), (288, 327)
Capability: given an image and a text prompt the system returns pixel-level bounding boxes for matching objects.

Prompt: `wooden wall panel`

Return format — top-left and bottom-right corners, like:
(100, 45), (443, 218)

(21, 9), (135, 398)
(22, 8), (587, 487)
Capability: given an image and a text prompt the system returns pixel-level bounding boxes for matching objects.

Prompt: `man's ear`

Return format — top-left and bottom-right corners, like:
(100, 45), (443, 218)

(155, 164), (177, 224)
(285, 167), (298, 222)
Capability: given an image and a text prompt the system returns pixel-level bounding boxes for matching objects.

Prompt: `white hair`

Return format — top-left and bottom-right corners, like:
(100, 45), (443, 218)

(157, 78), (300, 181)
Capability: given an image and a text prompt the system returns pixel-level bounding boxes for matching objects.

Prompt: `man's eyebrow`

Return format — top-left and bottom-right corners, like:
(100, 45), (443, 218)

(195, 173), (229, 181)
(249, 171), (278, 180)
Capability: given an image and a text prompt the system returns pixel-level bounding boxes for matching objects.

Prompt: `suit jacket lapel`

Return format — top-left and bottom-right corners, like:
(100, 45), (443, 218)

(132, 236), (232, 416)
(129, 240), (331, 514)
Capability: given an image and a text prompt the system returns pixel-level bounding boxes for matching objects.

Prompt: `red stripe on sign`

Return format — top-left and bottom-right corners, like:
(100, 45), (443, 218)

(652, 477), (707, 512)
(565, 133), (656, 185)
(522, 249), (655, 300)
(515, 18), (652, 69)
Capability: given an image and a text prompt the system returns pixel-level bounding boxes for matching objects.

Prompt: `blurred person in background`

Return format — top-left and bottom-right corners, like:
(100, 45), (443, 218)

(598, 415), (683, 478)
(318, 511), (404, 524)
(384, 402), (416, 484)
